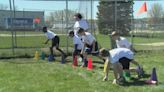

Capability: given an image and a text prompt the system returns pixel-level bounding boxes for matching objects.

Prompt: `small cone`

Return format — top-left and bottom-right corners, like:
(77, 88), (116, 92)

(41, 52), (45, 60)
(72, 56), (78, 67)
(151, 67), (158, 82)
(87, 58), (93, 70)
(145, 67), (158, 85)
(48, 54), (55, 62)
(34, 51), (39, 60)
(123, 71), (131, 81)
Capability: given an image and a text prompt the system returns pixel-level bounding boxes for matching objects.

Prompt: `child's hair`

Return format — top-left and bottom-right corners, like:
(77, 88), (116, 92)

(74, 13), (83, 19)
(77, 27), (85, 34)
(42, 26), (47, 32)
(68, 30), (74, 36)
(111, 31), (119, 36)
(99, 48), (109, 57)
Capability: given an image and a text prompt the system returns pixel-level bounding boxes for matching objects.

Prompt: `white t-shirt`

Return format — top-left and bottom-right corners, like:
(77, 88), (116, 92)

(73, 19), (89, 35)
(109, 48), (134, 64)
(45, 30), (56, 40)
(116, 37), (131, 49)
(82, 32), (96, 45)
(73, 35), (84, 50)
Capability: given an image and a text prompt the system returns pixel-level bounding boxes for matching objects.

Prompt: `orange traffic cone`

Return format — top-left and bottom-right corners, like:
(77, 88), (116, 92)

(87, 58), (93, 70)
(72, 56), (78, 67)
(145, 67), (158, 85)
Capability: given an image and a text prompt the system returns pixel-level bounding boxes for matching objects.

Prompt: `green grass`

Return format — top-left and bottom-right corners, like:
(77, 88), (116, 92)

(0, 31), (164, 91)
(1, 34), (164, 57)
(0, 51), (164, 92)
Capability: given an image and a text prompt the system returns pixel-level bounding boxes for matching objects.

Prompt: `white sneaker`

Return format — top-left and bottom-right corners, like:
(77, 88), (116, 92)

(103, 77), (108, 81)
(112, 79), (117, 84)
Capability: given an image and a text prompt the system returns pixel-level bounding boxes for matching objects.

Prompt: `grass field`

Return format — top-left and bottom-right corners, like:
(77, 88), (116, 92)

(0, 31), (164, 92)
(1, 33), (164, 57)
(0, 51), (164, 92)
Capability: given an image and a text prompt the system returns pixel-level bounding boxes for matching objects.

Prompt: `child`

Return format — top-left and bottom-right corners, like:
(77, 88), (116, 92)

(74, 13), (89, 35)
(78, 28), (98, 67)
(99, 48), (142, 84)
(68, 31), (84, 63)
(111, 31), (136, 52)
(42, 26), (66, 58)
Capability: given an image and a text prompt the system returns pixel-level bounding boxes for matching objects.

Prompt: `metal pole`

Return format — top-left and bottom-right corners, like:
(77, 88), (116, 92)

(130, 1), (134, 48)
(9, 0), (15, 55)
(12, 0), (17, 47)
(90, 0), (93, 33)
(61, 10), (64, 34)
(66, 0), (68, 54)
(86, 5), (88, 20)
(114, 1), (117, 31)
(110, 1), (117, 49)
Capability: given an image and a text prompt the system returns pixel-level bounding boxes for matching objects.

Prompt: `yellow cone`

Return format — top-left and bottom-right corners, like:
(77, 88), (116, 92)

(34, 51), (39, 60)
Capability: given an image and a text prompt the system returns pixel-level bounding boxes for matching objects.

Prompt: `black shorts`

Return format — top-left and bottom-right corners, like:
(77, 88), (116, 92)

(52, 36), (59, 47)
(73, 50), (81, 55)
(85, 41), (98, 53)
(119, 57), (132, 70)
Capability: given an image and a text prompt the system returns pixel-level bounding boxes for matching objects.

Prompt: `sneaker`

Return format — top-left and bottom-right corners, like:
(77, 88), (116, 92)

(117, 77), (126, 85)
(112, 79), (117, 84)
(103, 77), (108, 81)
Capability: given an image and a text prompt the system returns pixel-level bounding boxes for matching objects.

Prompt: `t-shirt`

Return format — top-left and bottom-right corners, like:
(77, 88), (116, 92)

(109, 48), (134, 64)
(116, 37), (131, 49)
(73, 19), (89, 35)
(73, 35), (84, 50)
(82, 32), (96, 45)
(45, 30), (56, 40)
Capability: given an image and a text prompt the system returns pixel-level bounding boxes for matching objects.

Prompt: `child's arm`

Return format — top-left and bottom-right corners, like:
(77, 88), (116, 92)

(91, 40), (96, 52)
(103, 57), (110, 81)
(80, 44), (85, 55)
(44, 39), (49, 44)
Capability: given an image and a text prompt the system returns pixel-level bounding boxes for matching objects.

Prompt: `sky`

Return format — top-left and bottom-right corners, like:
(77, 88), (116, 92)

(0, 0), (164, 19)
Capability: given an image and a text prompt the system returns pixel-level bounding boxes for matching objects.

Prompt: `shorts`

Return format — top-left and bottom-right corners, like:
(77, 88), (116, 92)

(85, 41), (98, 54)
(119, 57), (133, 70)
(52, 36), (59, 47)
(73, 50), (81, 55)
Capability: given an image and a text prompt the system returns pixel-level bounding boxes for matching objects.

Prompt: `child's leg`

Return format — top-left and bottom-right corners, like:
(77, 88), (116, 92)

(50, 47), (53, 55)
(81, 52), (88, 67)
(56, 45), (66, 56)
(113, 62), (123, 79)
(54, 36), (66, 56)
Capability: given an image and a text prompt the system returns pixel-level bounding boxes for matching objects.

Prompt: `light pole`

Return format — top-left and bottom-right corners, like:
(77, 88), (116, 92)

(66, 0), (69, 54)
(9, 0), (15, 55)
(12, 0), (17, 48)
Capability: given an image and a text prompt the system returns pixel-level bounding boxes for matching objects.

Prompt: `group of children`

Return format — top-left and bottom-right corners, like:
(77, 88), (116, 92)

(42, 13), (144, 85)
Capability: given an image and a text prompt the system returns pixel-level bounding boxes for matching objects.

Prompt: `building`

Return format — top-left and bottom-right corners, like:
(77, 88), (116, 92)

(0, 10), (44, 30)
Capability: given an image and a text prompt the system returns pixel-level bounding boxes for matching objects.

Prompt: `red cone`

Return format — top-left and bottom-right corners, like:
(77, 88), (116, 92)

(72, 56), (78, 67)
(87, 58), (93, 70)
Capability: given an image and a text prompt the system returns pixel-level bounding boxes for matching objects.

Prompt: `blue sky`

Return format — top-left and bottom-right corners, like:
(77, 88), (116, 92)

(0, 0), (164, 19)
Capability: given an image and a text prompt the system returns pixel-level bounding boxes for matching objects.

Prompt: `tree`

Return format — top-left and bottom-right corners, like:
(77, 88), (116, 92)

(45, 9), (77, 27)
(0, 4), (8, 10)
(148, 3), (163, 25)
(97, 0), (133, 35)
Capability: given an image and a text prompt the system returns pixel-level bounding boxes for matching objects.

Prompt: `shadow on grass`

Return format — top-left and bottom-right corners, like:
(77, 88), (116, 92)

(93, 60), (104, 64)
(121, 74), (151, 86)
